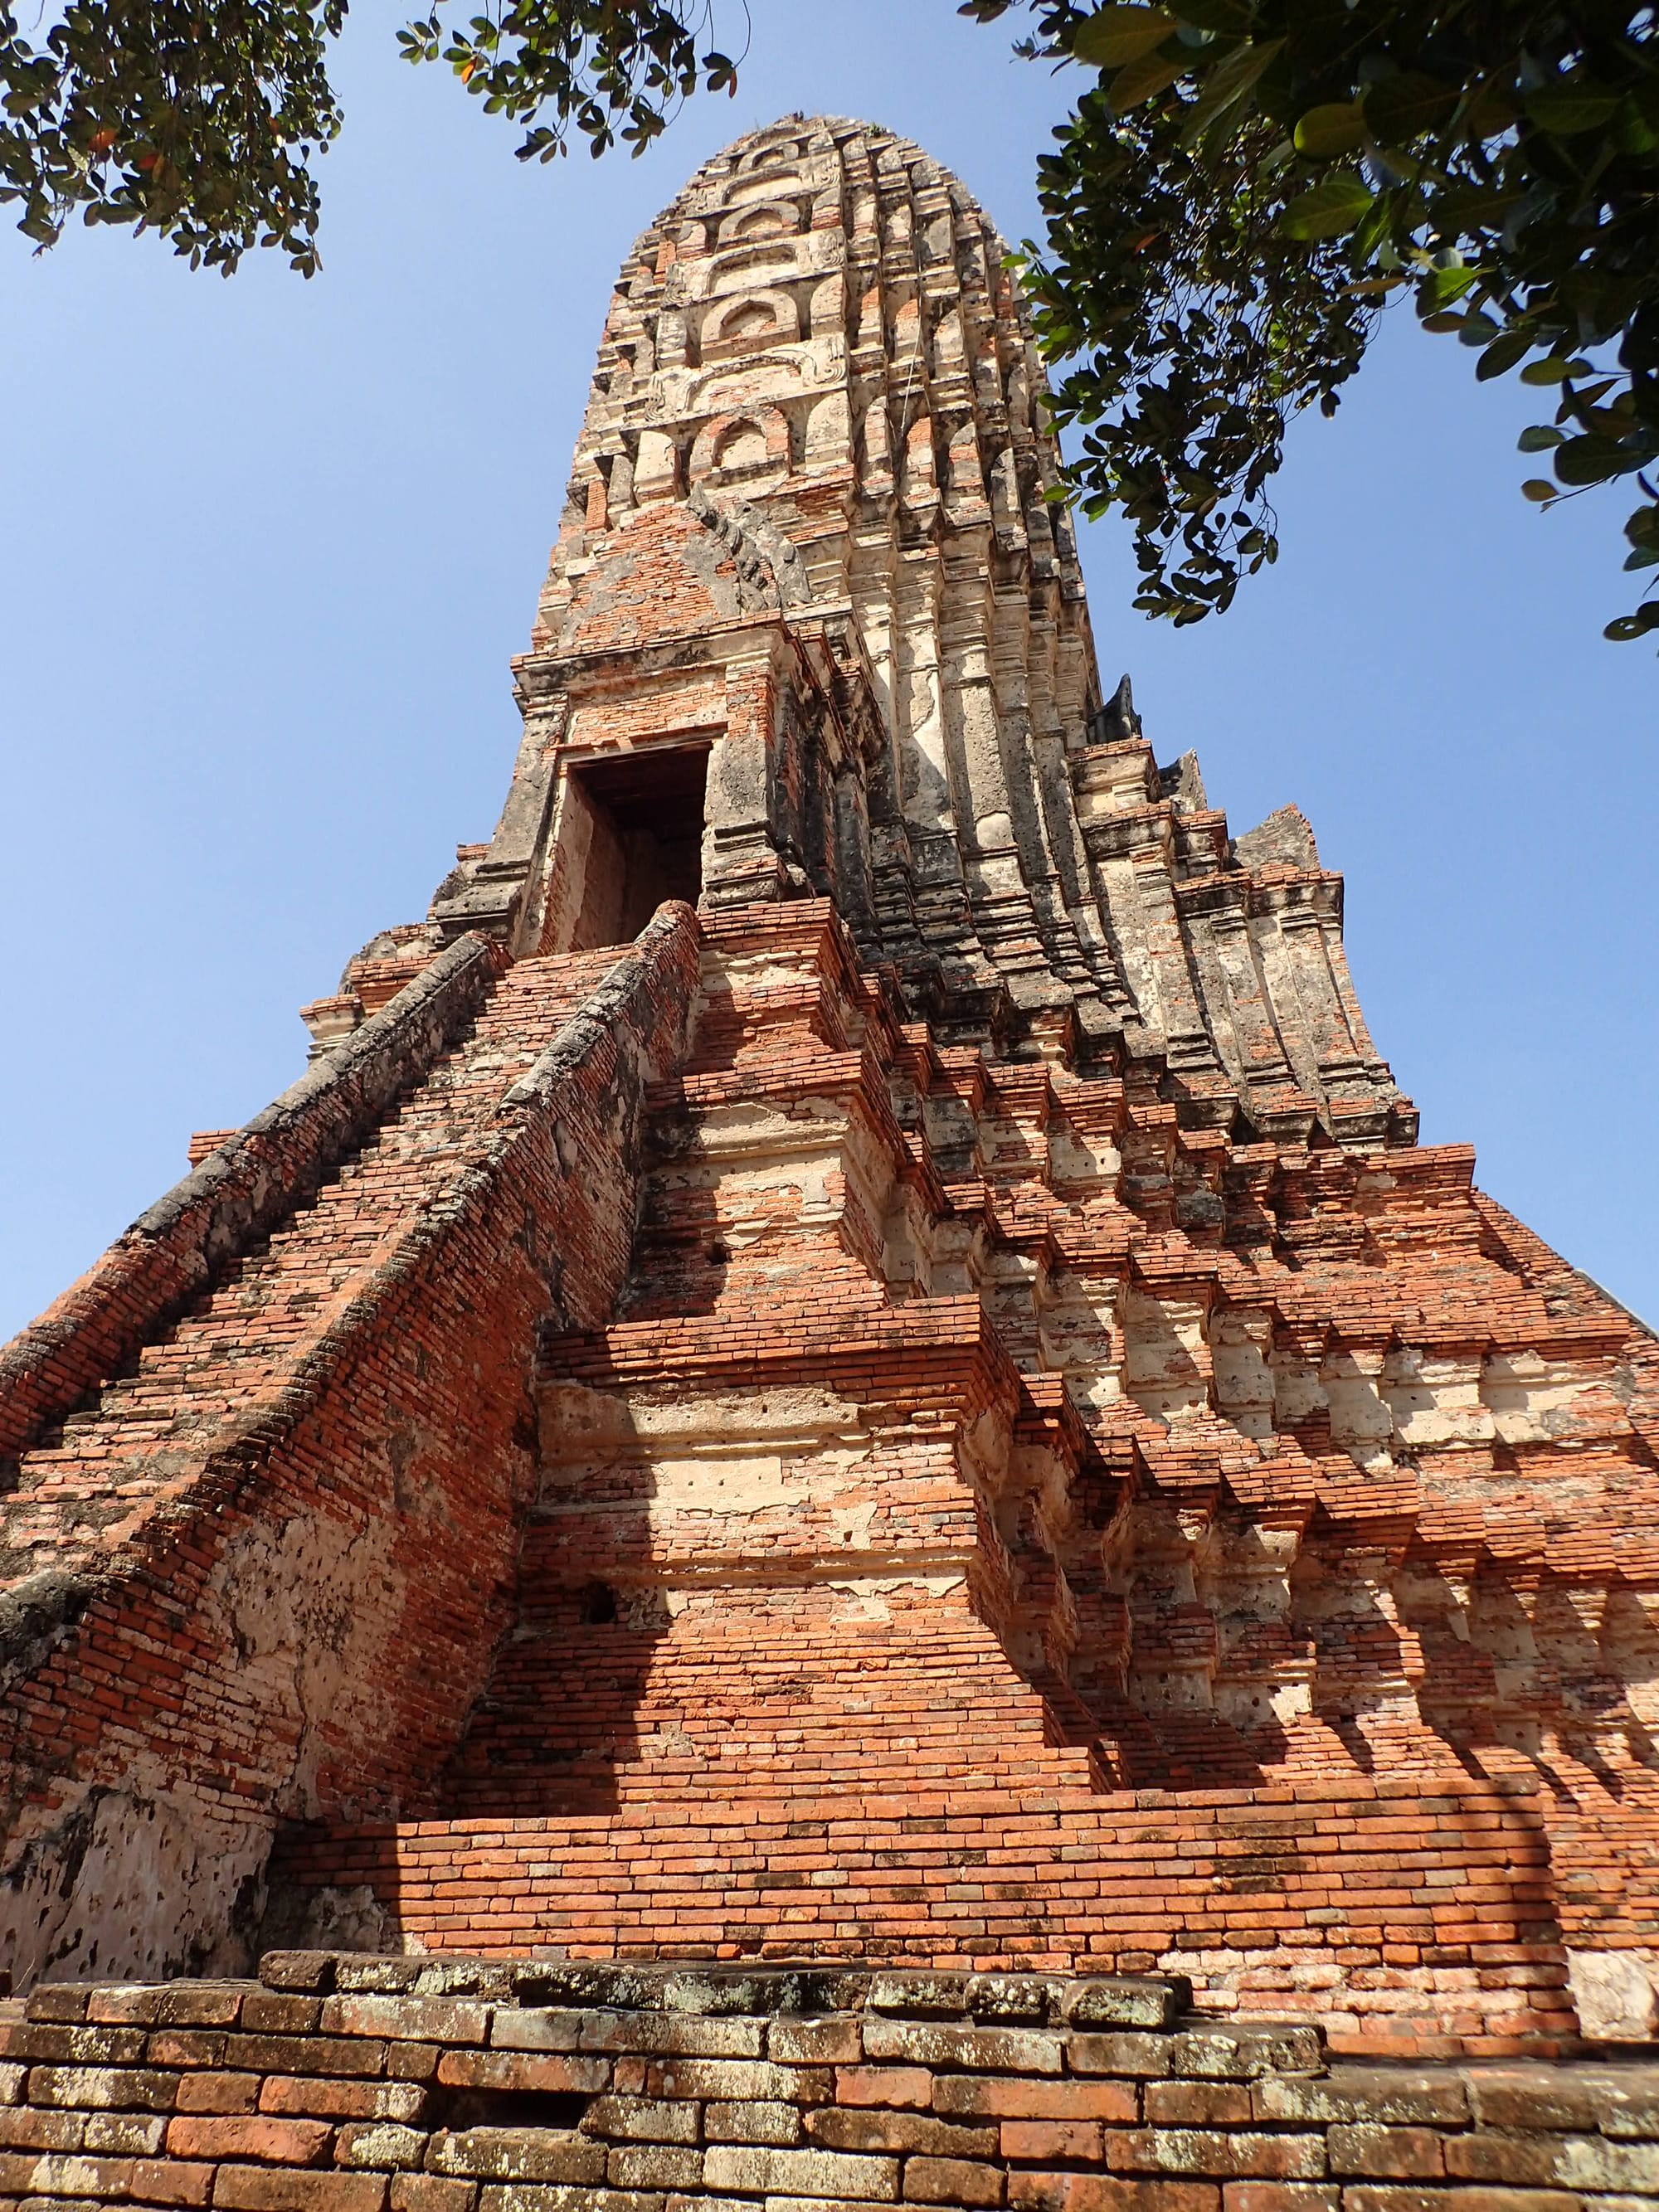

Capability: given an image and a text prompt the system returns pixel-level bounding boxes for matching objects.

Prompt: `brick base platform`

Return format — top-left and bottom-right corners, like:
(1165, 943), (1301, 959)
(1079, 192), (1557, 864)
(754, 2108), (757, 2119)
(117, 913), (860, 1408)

(2, 1959), (1655, 2210)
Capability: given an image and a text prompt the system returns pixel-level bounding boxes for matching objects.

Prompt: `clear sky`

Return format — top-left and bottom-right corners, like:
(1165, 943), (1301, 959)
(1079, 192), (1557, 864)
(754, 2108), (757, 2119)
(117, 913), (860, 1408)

(1, 0), (1654, 1342)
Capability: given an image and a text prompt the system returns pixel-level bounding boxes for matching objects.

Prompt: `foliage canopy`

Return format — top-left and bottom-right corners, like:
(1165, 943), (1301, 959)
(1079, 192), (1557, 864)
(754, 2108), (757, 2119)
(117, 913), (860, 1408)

(2, 0), (1653, 639)
(980, 0), (1659, 641)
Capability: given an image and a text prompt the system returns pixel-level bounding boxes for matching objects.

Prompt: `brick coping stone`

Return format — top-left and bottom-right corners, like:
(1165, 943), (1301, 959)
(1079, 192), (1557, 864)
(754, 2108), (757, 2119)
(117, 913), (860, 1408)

(1, 1957), (1654, 2210)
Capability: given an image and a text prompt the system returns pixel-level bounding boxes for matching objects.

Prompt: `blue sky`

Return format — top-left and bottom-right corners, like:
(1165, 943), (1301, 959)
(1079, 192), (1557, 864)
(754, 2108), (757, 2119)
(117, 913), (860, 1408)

(1, 0), (1654, 1341)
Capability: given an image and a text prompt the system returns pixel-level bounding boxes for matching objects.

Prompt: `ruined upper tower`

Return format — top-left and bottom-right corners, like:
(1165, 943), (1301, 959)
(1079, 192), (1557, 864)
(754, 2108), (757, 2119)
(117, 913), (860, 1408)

(3, 118), (1657, 2097)
(424, 114), (1412, 1148)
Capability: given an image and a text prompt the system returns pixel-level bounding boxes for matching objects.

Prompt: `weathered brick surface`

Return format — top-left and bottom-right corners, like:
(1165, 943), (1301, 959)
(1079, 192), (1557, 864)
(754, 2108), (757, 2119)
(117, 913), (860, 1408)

(4, 110), (1658, 2091)
(251, 887), (1656, 2054)
(0, 1971), (1650, 2210)
(0, 910), (703, 1991)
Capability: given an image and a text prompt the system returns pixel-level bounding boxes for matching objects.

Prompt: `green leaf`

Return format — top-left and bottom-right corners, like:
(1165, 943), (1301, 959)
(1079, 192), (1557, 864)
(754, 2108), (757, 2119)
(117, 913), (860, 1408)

(1430, 182), (1524, 231)
(1277, 173), (1374, 241)
(1520, 357), (1575, 386)
(1423, 263), (1478, 307)
(1110, 45), (1190, 108)
(1521, 479), (1560, 502)
(1477, 331), (1530, 380)
(1553, 435), (1626, 487)
(1525, 84), (1622, 137)
(1518, 425), (1565, 451)
(1362, 73), (1458, 147)
(1350, 190), (1394, 260)
(1073, 6), (1179, 66)
(1462, 75), (1520, 139)
(1178, 34), (1282, 145)
(1294, 101), (1365, 156)
(1613, 95), (1659, 157)
(1605, 604), (1659, 641)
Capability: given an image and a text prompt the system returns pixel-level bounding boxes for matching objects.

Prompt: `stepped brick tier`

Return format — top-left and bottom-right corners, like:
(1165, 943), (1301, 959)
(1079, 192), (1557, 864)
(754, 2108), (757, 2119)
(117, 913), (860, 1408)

(2, 111), (1658, 2112)
(2, 1959), (1659, 2212)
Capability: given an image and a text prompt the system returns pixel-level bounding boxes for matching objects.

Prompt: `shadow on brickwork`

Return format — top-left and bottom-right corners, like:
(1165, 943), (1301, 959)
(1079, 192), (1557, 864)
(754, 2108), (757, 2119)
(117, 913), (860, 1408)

(410, 1083), (751, 1817)
(260, 1388), (673, 1952)
(435, 1443), (674, 1822)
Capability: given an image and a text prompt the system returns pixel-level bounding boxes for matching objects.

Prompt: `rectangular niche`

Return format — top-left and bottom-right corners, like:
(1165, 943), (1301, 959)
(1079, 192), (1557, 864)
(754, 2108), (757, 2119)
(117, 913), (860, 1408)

(562, 741), (710, 949)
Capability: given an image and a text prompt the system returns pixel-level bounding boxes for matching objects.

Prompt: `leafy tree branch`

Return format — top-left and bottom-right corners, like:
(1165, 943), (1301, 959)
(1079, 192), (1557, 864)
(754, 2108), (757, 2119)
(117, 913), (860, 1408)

(984, 0), (1659, 641)
(0, 0), (742, 271)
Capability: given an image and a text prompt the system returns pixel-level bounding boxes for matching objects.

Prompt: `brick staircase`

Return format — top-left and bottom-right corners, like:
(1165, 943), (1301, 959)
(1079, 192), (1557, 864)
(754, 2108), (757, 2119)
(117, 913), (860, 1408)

(1, 951), (620, 1590)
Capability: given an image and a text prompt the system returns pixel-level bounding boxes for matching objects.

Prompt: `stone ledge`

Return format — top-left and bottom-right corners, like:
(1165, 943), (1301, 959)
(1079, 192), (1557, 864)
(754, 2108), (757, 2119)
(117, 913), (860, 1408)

(255, 1961), (1195, 2033)
(2, 1963), (1656, 2212)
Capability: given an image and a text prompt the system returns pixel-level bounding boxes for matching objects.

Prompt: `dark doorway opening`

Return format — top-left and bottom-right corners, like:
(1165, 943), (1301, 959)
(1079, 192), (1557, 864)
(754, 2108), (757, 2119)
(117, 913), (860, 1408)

(568, 743), (709, 947)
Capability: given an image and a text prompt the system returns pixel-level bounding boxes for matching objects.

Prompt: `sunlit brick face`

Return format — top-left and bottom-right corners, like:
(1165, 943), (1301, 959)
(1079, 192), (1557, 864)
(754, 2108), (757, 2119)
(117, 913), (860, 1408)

(2, 119), (1657, 2098)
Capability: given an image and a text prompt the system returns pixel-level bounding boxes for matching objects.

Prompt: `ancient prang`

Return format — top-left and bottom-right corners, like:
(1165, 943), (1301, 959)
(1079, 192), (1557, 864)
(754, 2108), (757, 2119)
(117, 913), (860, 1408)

(2, 114), (1658, 2212)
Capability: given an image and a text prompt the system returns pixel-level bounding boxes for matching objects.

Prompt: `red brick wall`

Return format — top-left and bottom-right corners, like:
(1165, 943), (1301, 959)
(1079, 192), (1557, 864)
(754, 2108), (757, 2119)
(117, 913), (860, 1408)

(0, 909), (703, 1993)
(268, 1584), (1587, 2057)
(2, 1957), (1654, 2211)
(259, 898), (1655, 2058)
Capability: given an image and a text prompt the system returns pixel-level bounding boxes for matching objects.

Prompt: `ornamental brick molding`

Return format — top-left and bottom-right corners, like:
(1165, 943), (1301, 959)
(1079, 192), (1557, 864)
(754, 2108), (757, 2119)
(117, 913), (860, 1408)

(2, 124), (1658, 2208)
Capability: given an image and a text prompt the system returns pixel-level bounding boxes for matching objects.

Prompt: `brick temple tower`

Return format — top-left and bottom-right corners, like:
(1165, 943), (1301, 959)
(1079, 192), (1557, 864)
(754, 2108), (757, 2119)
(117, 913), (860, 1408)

(4, 112), (1658, 2117)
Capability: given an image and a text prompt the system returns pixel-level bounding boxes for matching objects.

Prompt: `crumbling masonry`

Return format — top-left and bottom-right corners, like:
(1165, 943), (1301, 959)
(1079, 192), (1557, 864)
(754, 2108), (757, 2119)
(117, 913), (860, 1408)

(2, 114), (1657, 2212)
